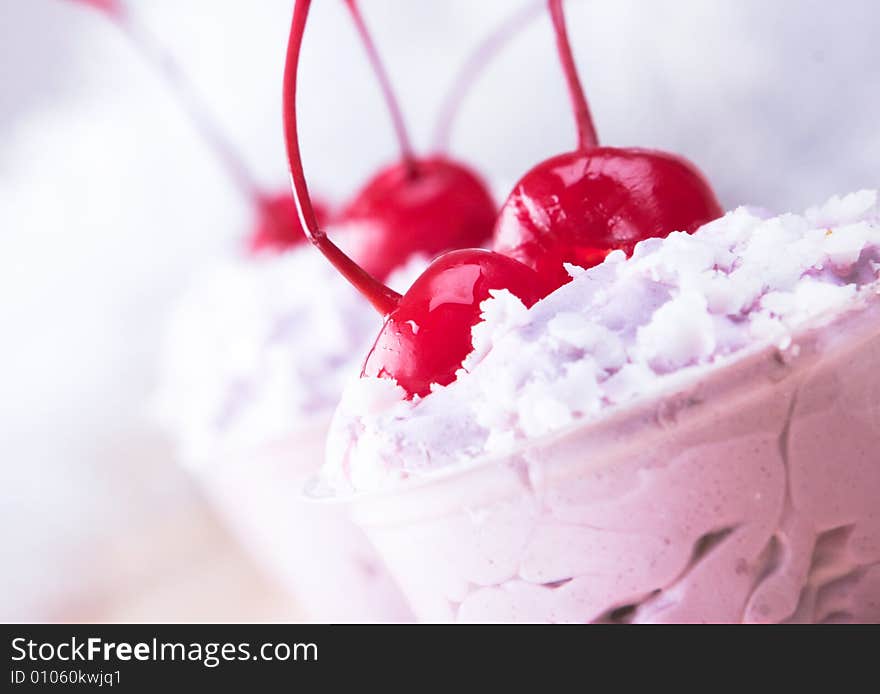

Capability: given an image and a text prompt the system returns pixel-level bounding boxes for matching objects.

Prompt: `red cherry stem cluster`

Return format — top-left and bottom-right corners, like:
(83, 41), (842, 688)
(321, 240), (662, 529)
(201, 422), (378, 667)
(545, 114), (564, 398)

(548, 0), (598, 150)
(281, 0), (598, 317)
(284, 0), (401, 316)
(343, 0), (418, 179)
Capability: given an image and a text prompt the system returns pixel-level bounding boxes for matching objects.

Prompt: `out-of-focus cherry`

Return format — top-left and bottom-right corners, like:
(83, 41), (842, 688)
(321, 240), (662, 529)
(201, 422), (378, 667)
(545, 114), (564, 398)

(494, 0), (723, 290)
(248, 192), (330, 253)
(341, 0), (545, 282)
(284, 0), (546, 398)
(336, 0), (496, 280)
(338, 156), (496, 280)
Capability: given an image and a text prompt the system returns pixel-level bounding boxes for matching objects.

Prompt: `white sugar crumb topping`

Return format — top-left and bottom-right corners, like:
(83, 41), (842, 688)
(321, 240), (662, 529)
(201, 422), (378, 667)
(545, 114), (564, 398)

(155, 234), (427, 466)
(327, 190), (880, 492)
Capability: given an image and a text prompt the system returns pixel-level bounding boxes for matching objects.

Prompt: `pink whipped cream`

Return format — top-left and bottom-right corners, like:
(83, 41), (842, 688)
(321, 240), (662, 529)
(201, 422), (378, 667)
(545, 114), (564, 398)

(324, 191), (880, 623)
(326, 190), (880, 491)
(156, 231), (426, 465)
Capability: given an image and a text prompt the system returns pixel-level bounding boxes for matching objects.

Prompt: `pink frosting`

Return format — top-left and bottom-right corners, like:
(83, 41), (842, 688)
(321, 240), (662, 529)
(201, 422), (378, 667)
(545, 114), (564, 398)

(349, 293), (880, 622)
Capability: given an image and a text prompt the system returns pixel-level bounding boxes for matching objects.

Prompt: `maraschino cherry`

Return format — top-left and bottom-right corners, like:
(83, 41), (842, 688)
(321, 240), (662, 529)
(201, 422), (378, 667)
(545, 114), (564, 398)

(335, 0), (497, 281)
(285, 0), (548, 398)
(494, 0), (723, 290)
(68, 0), (328, 253)
(359, 249), (547, 396)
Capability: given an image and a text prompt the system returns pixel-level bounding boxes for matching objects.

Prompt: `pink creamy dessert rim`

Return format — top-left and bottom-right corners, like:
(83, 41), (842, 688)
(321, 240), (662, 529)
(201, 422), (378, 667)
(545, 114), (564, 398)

(344, 291), (879, 622)
(324, 190), (880, 493)
(328, 286), (880, 504)
(350, 283), (880, 502)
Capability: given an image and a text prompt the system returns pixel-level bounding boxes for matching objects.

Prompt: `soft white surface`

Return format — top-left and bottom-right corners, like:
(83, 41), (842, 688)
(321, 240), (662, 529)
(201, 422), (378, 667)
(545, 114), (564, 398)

(327, 191), (880, 491)
(156, 238), (426, 466)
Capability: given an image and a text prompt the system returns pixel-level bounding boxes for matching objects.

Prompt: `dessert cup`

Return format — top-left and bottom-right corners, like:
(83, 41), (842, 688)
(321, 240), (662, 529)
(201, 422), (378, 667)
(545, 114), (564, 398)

(194, 419), (412, 622)
(345, 291), (880, 623)
(157, 248), (420, 622)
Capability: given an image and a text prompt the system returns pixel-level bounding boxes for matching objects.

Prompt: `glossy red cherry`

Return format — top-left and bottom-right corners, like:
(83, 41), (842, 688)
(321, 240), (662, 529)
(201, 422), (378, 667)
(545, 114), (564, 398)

(284, 0), (545, 399)
(495, 148), (723, 287)
(337, 0), (496, 280)
(338, 156), (496, 280)
(72, 0), (328, 254)
(362, 249), (547, 397)
(338, 1), (541, 281)
(494, 0), (723, 290)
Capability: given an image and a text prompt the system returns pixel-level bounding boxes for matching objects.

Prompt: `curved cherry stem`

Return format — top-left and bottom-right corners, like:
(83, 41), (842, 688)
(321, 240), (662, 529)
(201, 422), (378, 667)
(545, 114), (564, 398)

(73, 0), (266, 206)
(343, 0), (418, 179)
(548, 0), (598, 150)
(284, 0), (401, 316)
(432, 0), (543, 152)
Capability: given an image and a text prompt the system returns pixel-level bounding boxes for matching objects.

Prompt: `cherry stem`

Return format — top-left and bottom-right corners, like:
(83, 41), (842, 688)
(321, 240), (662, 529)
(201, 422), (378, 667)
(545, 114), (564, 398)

(77, 0), (267, 207)
(432, 0), (543, 152)
(284, 0), (401, 316)
(548, 0), (598, 150)
(343, 0), (418, 179)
